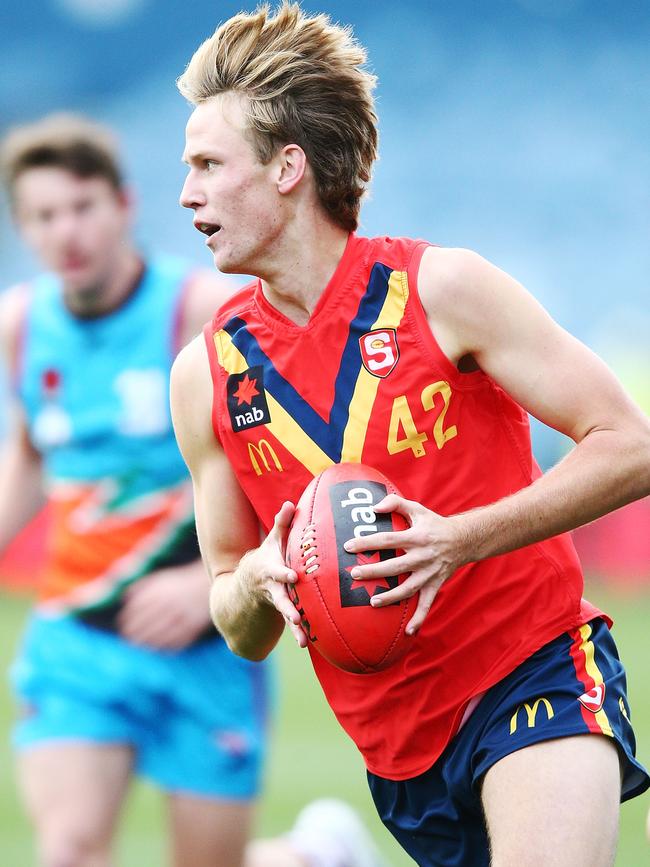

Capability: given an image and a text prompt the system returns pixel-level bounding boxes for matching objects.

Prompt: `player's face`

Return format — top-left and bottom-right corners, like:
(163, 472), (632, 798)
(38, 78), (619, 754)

(13, 168), (131, 296)
(180, 94), (284, 275)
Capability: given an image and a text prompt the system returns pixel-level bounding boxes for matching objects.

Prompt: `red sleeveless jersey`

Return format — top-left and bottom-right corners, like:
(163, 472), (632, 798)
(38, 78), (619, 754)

(204, 233), (604, 780)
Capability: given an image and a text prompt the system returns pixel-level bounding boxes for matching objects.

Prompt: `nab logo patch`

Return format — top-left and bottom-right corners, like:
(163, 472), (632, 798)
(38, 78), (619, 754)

(329, 480), (399, 607)
(359, 328), (399, 378)
(227, 366), (271, 432)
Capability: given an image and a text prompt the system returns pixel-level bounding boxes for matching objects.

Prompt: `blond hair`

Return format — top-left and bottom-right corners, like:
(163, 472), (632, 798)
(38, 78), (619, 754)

(0, 113), (123, 201)
(177, 2), (378, 232)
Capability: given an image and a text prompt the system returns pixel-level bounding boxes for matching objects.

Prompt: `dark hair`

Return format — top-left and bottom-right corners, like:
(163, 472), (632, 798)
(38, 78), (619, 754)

(0, 113), (123, 200)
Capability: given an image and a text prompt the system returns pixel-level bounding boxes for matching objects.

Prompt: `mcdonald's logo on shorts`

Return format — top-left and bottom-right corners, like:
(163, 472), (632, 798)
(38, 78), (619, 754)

(509, 697), (554, 735)
(248, 439), (284, 476)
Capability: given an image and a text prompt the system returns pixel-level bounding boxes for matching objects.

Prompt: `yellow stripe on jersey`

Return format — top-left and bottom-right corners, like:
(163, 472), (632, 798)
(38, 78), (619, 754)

(340, 269), (409, 462)
(214, 330), (248, 376)
(266, 394), (334, 476)
(215, 329), (333, 476)
(578, 623), (613, 737)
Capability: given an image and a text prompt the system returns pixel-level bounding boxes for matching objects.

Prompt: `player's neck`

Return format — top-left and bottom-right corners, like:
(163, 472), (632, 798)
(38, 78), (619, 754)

(259, 218), (350, 326)
(62, 247), (144, 319)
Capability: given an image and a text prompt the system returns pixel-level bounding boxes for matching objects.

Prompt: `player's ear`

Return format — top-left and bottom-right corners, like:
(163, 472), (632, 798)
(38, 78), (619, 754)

(116, 185), (137, 225)
(117, 184), (134, 208)
(276, 144), (307, 195)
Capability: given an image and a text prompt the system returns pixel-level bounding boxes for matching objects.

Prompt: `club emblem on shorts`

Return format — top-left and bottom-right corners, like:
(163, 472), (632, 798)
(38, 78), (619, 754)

(359, 328), (399, 378)
(227, 366), (271, 432)
(578, 684), (605, 713)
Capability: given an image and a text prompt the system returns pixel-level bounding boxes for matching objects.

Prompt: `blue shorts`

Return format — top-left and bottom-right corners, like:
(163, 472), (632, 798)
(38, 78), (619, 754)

(10, 613), (270, 800)
(368, 618), (649, 867)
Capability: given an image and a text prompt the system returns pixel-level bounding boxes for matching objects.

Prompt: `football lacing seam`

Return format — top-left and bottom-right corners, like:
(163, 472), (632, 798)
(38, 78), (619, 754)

(300, 523), (320, 573)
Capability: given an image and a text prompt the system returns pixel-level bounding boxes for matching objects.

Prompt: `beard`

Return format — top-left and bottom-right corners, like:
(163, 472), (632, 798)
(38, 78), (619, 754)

(60, 254), (143, 319)
(62, 279), (106, 317)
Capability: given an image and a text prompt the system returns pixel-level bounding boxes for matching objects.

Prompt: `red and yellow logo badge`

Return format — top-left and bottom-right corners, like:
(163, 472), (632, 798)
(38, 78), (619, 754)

(578, 684), (606, 713)
(359, 329), (399, 378)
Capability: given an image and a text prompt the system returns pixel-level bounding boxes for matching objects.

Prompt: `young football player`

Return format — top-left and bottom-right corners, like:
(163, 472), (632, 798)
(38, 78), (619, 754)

(171, 4), (650, 865)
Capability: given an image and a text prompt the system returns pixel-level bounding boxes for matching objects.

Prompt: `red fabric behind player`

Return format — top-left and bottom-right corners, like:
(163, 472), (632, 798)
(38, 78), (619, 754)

(204, 233), (604, 780)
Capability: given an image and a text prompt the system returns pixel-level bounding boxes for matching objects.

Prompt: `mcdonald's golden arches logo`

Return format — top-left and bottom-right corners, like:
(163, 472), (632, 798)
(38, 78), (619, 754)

(248, 439), (284, 476)
(509, 697), (554, 735)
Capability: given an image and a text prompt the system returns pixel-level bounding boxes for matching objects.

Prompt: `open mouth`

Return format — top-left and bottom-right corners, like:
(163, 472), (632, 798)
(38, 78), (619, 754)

(62, 256), (90, 271)
(196, 222), (221, 238)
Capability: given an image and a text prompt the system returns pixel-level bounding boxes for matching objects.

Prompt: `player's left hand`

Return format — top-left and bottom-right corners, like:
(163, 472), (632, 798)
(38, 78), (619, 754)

(118, 563), (214, 650)
(343, 494), (466, 635)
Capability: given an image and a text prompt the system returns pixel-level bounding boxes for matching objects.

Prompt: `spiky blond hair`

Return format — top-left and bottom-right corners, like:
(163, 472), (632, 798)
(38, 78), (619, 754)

(177, 2), (378, 231)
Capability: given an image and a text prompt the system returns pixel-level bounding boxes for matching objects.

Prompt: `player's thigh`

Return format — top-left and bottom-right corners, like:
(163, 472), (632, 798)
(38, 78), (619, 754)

(168, 793), (256, 867)
(17, 742), (133, 845)
(481, 734), (621, 867)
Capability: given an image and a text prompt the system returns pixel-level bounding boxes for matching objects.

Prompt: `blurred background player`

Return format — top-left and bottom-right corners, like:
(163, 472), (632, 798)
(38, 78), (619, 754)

(171, 5), (650, 866)
(0, 113), (269, 867)
(0, 112), (387, 867)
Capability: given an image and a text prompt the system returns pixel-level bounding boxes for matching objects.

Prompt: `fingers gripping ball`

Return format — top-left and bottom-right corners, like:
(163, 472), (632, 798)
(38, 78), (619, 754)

(286, 463), (417, 673)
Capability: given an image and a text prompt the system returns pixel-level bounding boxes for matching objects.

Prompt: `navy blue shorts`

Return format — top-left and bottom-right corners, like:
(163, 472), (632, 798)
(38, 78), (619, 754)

(368, 618), (649, 867)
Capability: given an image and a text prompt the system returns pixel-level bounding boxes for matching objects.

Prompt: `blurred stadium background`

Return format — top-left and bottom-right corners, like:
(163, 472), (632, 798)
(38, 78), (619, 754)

(1, 0), (648, 863)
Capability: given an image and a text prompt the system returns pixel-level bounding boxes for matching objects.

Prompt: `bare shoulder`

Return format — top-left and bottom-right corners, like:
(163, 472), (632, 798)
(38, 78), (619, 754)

(170, 333), (215, 460)
(0, 282), (31, 360)
(417, 245), (512, 314)
(416, 246), (500, 363)
(417, 245), (548, 364)
(417, 245), (650, 442)
(171, 333), (212, 415)
(178, 269), (241, 347)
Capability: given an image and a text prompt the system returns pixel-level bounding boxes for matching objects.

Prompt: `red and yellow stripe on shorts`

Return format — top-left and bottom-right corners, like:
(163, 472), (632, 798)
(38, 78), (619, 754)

(569, 622), (614, 737)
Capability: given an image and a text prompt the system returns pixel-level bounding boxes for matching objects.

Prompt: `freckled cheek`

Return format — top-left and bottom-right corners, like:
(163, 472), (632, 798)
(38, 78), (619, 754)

(240, 195), (267, 228)
(214, 181), (248, 214)
(250, 204), (276, 237)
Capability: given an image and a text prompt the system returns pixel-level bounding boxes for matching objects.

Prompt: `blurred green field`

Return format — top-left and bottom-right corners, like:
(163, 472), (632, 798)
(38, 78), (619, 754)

(1, 583), (649, 865)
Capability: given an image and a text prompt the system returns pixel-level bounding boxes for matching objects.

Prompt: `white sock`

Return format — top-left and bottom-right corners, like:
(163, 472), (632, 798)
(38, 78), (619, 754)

(286, 799), (386, 867)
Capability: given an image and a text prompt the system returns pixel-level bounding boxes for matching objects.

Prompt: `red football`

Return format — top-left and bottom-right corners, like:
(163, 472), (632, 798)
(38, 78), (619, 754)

(286, 462), (417, 674)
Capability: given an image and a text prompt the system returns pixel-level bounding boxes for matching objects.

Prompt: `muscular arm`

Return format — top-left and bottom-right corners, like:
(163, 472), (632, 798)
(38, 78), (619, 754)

(0, 286), (44, 555)
(347, 246), (650, 630)
(421, 246), (650, 560)
(170, 335), (303, 660)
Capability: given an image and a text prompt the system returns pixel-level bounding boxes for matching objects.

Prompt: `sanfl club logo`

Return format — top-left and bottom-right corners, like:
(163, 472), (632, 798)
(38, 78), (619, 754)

(578, 684), (606, 713)
(359, 328), (399, 378)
